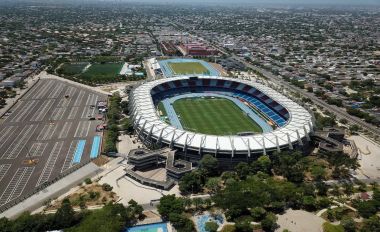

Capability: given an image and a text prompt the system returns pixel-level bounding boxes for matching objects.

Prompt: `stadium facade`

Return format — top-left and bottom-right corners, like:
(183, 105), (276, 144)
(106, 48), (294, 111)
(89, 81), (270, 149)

(129, 76), (314, 164)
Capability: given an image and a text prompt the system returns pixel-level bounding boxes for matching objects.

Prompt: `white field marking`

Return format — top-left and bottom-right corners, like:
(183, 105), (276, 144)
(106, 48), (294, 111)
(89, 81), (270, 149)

(58, 122), (73, 139)
(81, 107), (91, 119)
(57, 88), (75, 107)
(50, 107), (66, 121)
(0, 164), (11, 183)
(23, 80), (46, 99)
(74, 121), (84, 137)
(31, 99), (55, 122)
(0, 126), (17, 149)
(90, 106), (95, 116)
(0, 168), (24, 206)
(27, 81), (48, 99)
(47, 82), (64, 99)
(56, 98), (65, 108)
(19, 100), (45, 122)
(73, 90), (85, 106)
(0, 167), (35, 206)
(9, 167), (34, 201)
(36, 141), (64, 187)
(67, 107), (79, 120)
(28, 142), (48, 157)
(63, 86), (77, 102)
(32, 81), (55, 99)
(74, 121), (91, 137)
(91, 94), (98, 106)
(83, 121), (91, 137)
(5, 101), (22, 116)
(1, 124), (38, 159)
(9, 100), (38, 122)
(93, 95), (99, 105)
(36, 81), (55, 99)
(37, 124), (58, 140)
(61, 140), (77, 173)
(85, 93), (94, 106)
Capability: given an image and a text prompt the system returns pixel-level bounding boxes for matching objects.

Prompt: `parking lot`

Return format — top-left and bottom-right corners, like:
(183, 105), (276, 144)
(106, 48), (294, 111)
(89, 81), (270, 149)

(0, 79), (107, 211)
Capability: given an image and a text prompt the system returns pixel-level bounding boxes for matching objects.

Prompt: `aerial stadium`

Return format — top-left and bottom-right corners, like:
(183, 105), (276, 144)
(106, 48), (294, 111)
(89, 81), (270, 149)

(129, 76), (314, 164)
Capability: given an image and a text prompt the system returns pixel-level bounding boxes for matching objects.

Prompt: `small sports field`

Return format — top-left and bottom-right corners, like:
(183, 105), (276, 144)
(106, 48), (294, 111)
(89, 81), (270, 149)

(169, 62), (209, 75)
(59, 62), (89, 75)
(158, 58), (220, 77)
(83, 63), (123, 77)
(172, 97), (263, 135)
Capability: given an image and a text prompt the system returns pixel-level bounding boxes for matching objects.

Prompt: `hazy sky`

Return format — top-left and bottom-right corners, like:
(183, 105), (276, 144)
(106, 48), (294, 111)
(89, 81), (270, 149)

(104, 0), (380, 5)
(3, 0), (380, 6)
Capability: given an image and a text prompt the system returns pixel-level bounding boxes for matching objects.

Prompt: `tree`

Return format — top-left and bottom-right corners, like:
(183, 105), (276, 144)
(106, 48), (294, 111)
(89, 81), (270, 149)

(157, 195), (184, 220)
(54, 198), (76, 228)
(261, 213), (278, 232)
(349, 124), (360, 132)
(168, 213), (195, 232)
(221, 171), (238, 182)
(356, 200), (377, 218)
(302, 196), (316, 211)
(235, 218), (252, 232)
(205, 221), (218, 232)
(0, 217), (12, 232)
(343, 182), (354, 196)
(341, 217), (356, 232)
(66, 203), (126, 232)
(316, 181), (328, 196)
(317, 197), (331, 209)
(84, 178), (92, 185)
(339, 118), (348, 124)
(254, 155), (272, 174)
(250, 207), (266, 221)
(235, 162), (251, 180)
(199, 154), (219, 176)
(192, 198), (204, 211)
(360, 215), (380, 232)
(102, 183), (113, 192)
(179, 171), (202, 194)
(205, 177), (221, 194)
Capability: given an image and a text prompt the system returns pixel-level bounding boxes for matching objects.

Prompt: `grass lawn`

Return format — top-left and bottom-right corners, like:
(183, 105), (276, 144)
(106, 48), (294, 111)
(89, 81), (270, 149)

(83, 63), (123, 77)
(323, 222), (344, 232)
(59, 62), (88, 75)
(172, 97), (263, 135)
(168, 62), (209, 75)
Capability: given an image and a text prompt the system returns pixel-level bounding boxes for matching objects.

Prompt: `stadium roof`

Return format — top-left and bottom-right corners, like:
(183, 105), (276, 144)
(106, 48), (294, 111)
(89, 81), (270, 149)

(130, 76), (314, 155)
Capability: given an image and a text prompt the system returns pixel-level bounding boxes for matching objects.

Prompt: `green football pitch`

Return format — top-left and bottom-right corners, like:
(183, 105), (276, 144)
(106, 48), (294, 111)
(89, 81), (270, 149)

(83, 63), (123, 77)
(168, 62), (209, 75)
(59, 63), (88, 75)
(172, 97), (263, 135)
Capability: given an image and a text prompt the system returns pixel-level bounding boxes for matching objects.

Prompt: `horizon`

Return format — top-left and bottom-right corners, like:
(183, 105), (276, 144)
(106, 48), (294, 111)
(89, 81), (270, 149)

(1, 0), (380, 6)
